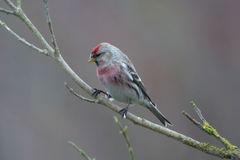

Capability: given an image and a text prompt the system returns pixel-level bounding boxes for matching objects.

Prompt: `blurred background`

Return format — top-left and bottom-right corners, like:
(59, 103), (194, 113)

(0, 0), (240, 160)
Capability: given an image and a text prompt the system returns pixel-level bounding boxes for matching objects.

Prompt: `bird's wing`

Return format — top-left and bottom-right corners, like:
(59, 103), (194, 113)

(120, 62), (155, 106)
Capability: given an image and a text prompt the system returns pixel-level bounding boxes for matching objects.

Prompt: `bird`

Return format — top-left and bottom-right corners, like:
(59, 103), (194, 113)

(88, 42), (172, 126)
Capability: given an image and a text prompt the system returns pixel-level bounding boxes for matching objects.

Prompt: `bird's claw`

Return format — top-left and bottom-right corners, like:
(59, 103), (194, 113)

(92, 88), (112, 99)
(92, 88), (101, 97)
(119, 107), (129, 119)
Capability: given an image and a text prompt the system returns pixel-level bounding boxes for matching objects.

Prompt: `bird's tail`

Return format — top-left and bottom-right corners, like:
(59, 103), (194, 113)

(147, 105), (172, 126)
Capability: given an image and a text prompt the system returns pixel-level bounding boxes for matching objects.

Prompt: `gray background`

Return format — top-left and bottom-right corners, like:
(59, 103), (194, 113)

(0, 0), (240, 160)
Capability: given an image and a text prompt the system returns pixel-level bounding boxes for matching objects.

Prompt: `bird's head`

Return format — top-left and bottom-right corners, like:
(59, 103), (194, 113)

(89, 42), (120, 66)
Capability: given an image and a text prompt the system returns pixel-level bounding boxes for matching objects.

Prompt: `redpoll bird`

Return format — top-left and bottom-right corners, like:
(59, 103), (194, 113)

(89, 42), (172, 126)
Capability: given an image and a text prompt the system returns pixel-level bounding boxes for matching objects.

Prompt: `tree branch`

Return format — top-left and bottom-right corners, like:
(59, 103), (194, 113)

(0, 0), (239, 159)
(0, 20), (49, 56)
(183, 101), (238, 150)
(43, 0), (60, 57)
(4, 0), (16, 10)
(114, 116), (135, 160)
(5, 2), (55, 56)
(0, 7), (16, 15)
(16, 0), (21, 8)
(68, 141), (95, 160)
(64, 82), (99, 103)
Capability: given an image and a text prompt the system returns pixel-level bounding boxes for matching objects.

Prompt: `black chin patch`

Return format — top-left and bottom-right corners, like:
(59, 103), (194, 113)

(95, 61), (99, 66)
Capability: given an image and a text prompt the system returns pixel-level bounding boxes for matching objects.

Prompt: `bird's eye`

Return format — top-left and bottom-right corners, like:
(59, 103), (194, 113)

(92, 52), (104, 58)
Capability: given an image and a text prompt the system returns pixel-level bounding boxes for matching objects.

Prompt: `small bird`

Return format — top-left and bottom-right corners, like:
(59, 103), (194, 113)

(89, 42), (172, 126)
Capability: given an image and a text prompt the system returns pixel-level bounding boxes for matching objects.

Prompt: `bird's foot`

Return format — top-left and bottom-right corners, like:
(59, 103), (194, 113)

(119, 107), (129, 119)
(92, 88), (112, 99)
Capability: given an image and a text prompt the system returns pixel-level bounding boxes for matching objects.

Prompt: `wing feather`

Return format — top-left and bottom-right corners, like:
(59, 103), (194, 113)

(120, 62), (155, 106)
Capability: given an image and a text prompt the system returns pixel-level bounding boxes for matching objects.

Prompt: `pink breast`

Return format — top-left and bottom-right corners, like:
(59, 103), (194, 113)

(97, 66), (118, 76)
(97, 66), (120, 86)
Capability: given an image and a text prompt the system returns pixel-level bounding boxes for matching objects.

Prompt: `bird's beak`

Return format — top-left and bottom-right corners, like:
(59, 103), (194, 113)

(88, 57), (95, 62)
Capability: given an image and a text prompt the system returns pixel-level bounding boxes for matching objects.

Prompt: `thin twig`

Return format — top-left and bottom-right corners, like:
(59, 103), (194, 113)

(64, 82), (98, 103)
(182, 111), (202, 128)
(68, 141), (94, 160)
(184, 101), (238, 150)
(43, 0), (60, 57)
(4, 0), (55, 56)
(0, 8), (16, 15)
(0, 20), (49, 56)
(114, 116), (135, 160)
(190, 101), (206, 122)
(3, 0), (16, 10)
(16, 0), (21, 8)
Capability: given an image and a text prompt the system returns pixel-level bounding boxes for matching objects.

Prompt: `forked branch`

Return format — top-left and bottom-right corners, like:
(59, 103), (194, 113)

(0, 20), (48, 55)
(43, 0), (60, 57)
(182, 101), (238, 150)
